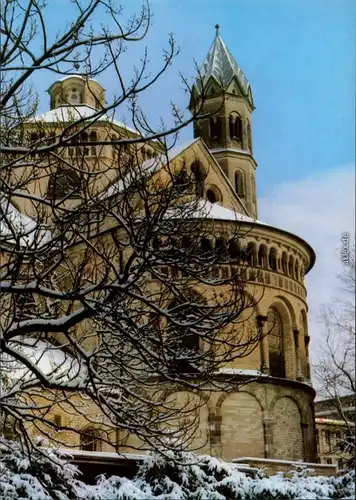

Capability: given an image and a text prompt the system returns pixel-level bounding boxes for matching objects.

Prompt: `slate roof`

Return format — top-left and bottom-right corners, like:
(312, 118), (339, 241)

(193, 26), (253, 107)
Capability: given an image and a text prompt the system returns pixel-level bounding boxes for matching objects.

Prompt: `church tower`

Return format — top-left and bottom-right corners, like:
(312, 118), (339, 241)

(189, 26), (258, 218)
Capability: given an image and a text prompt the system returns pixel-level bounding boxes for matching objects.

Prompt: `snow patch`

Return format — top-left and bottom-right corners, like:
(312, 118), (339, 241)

(0, 198), (51, 247)
(30, 105), (138, 134)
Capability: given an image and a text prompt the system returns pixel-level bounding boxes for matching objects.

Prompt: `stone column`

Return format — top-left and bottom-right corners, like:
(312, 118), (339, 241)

(301, 422), (311, 462)
(220, 114), (228, 149)
(257, 314), (268, 374)
(208, 413), (222, 458)
(241, 118), (248, 150)
(226, 115), (232, 149)
(293, 327), (303, 381)
(263, 418), (274, 458)
(304, 335), (311, 380)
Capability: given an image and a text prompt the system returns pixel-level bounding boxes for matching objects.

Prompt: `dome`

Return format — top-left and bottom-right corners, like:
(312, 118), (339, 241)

(47, 75), (106, 110)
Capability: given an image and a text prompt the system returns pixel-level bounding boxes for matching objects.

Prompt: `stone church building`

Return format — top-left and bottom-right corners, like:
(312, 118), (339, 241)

(6, 27), (319, 466)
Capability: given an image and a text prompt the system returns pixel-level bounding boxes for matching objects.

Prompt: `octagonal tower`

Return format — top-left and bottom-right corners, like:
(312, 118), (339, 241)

(189, 25), (257, 218)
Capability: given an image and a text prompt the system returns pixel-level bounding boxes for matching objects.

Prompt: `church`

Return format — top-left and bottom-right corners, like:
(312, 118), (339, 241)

(4, 26), (319, 469)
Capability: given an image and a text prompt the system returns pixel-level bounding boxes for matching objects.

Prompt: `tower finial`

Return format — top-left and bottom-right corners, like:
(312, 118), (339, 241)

(215, 24), (220, 36)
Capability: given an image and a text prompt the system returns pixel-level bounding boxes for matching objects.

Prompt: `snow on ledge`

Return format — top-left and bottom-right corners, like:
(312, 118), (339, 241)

(232, 457), (336, 468)
(61, 448), (147, 461)
(315, 417), (355, 426)
(210, 147), (251, 156)
(216, 368), (268, 377)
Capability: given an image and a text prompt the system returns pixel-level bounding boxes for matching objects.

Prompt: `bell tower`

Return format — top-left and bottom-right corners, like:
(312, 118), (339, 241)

(189, 25), (258, 218)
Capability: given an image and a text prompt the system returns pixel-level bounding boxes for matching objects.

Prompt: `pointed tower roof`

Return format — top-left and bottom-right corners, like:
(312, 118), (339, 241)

(192, 25), (253, 108)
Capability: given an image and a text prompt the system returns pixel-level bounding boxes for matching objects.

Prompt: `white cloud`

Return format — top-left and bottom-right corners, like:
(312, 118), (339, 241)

(258, 165), (355, 367)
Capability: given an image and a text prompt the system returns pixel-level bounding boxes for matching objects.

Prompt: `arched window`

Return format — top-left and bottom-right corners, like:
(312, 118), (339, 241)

(70, 87), (81, 105)
(246, 242), (257, 266)
(206, 189), (217, 203)
(228, 239), (240, 261)
(288, 255), (294, 277)
(200, 238), (213, 255)
(267, 308), (285, 378)
(80, 428), (101, 452)
(234, 170), (245, 197)
(269, 248), (277, 271)
(181, 236), (192, 252)
(215, 237), (227, 259)
(206, 187), (220, 204)
(258, 244), (267, 268)
(167, 290), (204, 373)
(47, 168), (81, 199)
(295, 260), (299, 281)
(174, 168), (189, 194)
(30, 132), (38, 143)
(281, 252), (288, 274)
(210, 117), (221, 140)
(229, 113), (242, 140)
(191, 161), (205, 198)
(89, 131), (97, 156)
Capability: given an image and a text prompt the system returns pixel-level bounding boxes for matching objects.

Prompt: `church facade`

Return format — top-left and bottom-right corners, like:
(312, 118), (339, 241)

(6, 28), (317, 464)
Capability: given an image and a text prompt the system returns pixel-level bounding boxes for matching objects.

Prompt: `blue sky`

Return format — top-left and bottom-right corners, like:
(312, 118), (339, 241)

(147, 0), (356, 195)
(37, 0), (355, 197)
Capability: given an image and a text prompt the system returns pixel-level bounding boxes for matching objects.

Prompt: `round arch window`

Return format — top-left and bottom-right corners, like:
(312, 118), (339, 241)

(206, 188), (220, 204)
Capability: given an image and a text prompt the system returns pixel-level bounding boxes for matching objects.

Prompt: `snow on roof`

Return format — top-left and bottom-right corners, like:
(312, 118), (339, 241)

(57, 74), (100, 84)
(30, 105), (98, 123)
(165, 138), (200, 160)
(101, 156), (160, 200)
(47, 74), (101, 87)
(100, 139), (199, 200)
(0, 198), (51, 248)
(210, 147), (251, 156)
(30, 105), (138, 134)
(171, 199), (266, 225)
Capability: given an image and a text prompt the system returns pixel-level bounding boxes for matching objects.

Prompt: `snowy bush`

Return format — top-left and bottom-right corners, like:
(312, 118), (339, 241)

(0, 437), (87, 500)
(1, 438), (355, 499)
(86, 450), (356, 500)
